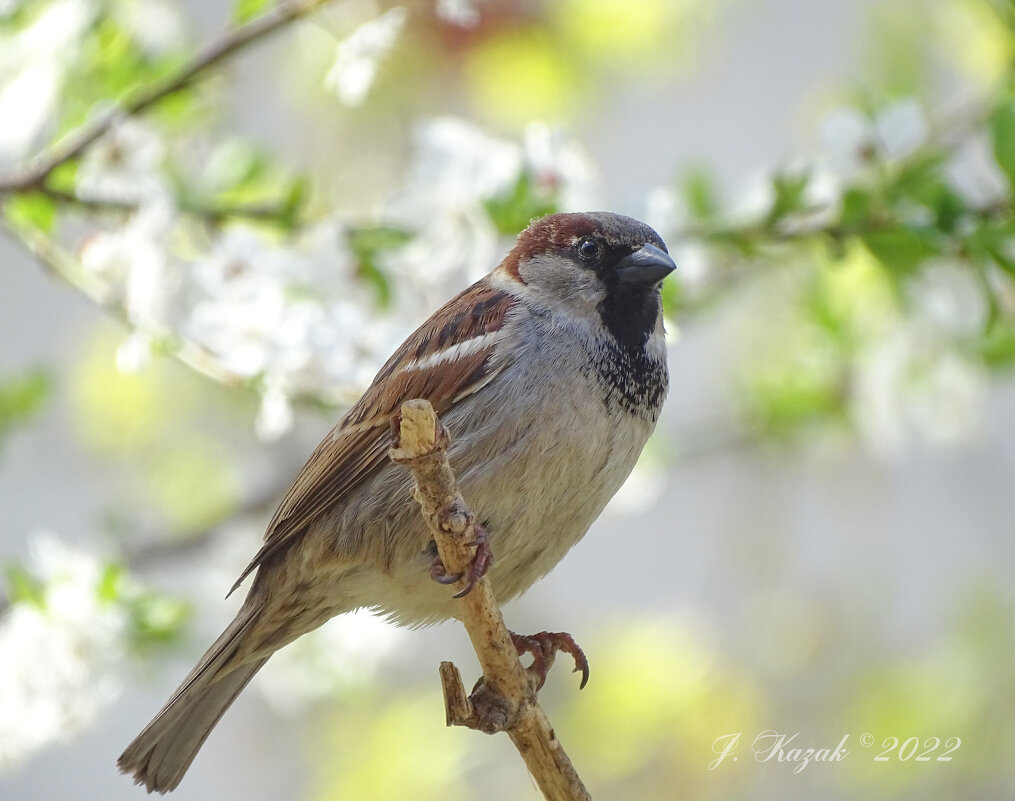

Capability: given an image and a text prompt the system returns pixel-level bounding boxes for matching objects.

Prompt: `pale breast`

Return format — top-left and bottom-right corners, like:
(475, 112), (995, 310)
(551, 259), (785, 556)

(331, 310), (667, 625)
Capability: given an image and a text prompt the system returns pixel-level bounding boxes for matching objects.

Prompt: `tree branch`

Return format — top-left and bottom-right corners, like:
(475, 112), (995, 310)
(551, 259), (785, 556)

(389, 399), (591, 801)
(33, 186), (299, 226)
(0, 0), (336, 194)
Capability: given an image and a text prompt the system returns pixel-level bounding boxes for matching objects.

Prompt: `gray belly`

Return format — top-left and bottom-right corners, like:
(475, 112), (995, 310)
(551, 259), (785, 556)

(312, 364), (655, 626)
(293, 316), (667, 627)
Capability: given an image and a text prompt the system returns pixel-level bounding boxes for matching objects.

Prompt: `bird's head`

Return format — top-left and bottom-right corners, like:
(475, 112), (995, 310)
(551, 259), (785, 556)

(498, 211), (676, 348)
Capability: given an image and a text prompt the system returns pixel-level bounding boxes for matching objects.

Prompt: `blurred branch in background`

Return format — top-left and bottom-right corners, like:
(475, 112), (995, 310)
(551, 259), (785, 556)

(0, 0), (336, 195)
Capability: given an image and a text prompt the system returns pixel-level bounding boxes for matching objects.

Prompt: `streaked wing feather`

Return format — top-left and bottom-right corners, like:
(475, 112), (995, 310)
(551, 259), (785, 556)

(230, 281), (514, 594)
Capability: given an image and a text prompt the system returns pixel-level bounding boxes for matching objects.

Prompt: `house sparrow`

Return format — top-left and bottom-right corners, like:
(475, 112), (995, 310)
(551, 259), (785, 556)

(118, 211), (676, 793)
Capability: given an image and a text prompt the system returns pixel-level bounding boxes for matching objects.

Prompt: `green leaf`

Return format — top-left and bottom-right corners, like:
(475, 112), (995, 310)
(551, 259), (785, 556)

(48, 161), (80, 193)
(4, 193), (57, 234)
(4, 563), (45, 607)
(979, 320), (1015, 367)
(278, 175), (308, 231)
(888, 150), (948, 202)
(839, 187), (872, 230)
(991, 99), (1015, 189)
(660, 274), (686, 318)
(484, 171), (558, 236)
(765, 170), (810, 227)
(202, 139), (264, 193)
(968, 222), (1015, 279)
(97, 563), (125, 603)
(748, 366), (846, 440)
(233, 0), (273, 24)
(128, 592), (191, 648)
(930, 184), (966, 233)
(681, 167), (718, 221)
(0, 369), (50, 441)
(861, 226), (940, 273)
(348, 225), (413, 307)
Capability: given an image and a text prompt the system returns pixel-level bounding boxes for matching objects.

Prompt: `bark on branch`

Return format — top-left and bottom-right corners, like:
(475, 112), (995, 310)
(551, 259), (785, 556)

(389, 399), (592, 801)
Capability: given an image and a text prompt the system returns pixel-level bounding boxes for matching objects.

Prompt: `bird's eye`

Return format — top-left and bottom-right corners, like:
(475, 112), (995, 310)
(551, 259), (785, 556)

(577, 239), (600, 262)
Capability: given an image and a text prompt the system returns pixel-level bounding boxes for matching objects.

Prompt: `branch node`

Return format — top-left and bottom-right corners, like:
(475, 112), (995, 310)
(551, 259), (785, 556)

(467, 677), (524, 734)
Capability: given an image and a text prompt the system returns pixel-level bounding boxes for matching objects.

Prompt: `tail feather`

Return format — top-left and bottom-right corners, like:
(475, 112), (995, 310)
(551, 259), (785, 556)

(118, 606), (267, 794)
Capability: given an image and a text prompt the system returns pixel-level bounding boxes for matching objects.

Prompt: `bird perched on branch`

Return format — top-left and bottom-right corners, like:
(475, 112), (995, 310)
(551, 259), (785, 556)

(119, 211), (676, 792)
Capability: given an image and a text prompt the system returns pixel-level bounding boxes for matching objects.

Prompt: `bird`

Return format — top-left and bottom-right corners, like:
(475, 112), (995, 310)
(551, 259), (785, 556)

(118, 211), (676, 793)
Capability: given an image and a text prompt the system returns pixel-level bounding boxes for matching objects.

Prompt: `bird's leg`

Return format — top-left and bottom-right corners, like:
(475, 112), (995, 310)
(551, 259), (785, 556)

(510, 630), (590, 690)
(428, 523), (493, 598)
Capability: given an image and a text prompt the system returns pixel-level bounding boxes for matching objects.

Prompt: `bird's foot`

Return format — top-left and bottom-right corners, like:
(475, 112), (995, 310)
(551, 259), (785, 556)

(510, 630), (589, 690)
(427, 523), (493, 598)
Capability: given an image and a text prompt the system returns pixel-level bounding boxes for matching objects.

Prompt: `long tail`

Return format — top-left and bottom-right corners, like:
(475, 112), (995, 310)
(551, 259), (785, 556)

(118, 604), (268, 794)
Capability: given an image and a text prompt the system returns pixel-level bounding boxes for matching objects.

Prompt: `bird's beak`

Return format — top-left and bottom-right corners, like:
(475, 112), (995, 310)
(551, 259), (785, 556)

(614, 243), (677, 286)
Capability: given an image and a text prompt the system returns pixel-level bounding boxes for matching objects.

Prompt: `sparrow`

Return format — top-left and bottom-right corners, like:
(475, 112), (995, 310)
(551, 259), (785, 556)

(118, 211), (676, 793)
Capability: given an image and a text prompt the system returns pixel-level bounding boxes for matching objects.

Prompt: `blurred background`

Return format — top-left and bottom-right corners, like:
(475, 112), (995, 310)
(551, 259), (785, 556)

(2, 0), (1014, 799)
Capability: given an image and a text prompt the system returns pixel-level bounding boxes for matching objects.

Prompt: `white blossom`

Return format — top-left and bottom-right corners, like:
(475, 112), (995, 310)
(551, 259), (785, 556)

(874, 99), (928, 162)
(522, 122), (600, 211)
(111, 0), (184, 55)
(77, 198), (174, 336)
(383, 118), (599, 285)
(394, 117), (522, 217)
(0, 534), (129, 769)
(77, 118), (169, 204)
(819, 106), (875, 176)
(945, 132), (1010, 209)
(0, 0), (95, 162)
(0, 63), (63, 163)
(727, 168), (776, 225)
(819, 99), (928, 176)
(185, 230), (305, 379)
(799, 166), (843, 226)
(851, 322), (986, 457)
(435, 0), (479, 27)
(644, 185), (680, 241)
(182, 221), (403, 411)
(79, 198), (177, 331)
(642, 186), (712, 288)
(255, 377), (295, 442)
(115, 330), (154, 373)
(383, 117), (521, 284)
(669, 241), (710, 287)
(907, 262), (987, 336)
(324, 7), (408, 107)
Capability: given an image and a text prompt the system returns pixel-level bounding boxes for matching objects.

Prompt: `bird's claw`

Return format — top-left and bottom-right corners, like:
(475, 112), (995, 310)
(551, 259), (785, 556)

(429, 559), (462, 585)
(510, 630), (590, 690)
(427, 523), (493, 597)
(453, 524), (492, 598)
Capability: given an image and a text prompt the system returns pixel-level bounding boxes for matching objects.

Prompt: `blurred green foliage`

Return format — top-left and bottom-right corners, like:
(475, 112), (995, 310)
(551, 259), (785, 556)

(311, 689), (470, 801)
(3, 193), (58, 234)
(0, 369), (50, 451)
(69, 327), (242, 532)
(485, 171), (560, 236)
(307, 622), (761, 801)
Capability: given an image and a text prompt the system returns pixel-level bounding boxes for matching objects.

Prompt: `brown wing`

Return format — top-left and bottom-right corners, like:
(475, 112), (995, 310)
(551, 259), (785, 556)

(229, 280), (515, 594)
